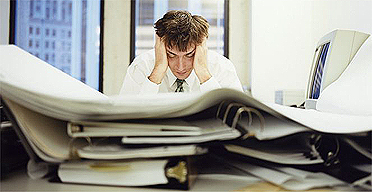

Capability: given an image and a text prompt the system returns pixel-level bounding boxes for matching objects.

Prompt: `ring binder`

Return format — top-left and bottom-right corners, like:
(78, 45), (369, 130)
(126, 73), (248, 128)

(67, 137), (92, 160)
(166, 160), (188, 183)
(222, 103), (246, 125)
(163, 157), (197, 190)
(314, 135), (340, 167)
(325, 139), (340, 167)
(216, 102), (249, 139)
(232, 107), (265, 140)
(216, 100), (229, 119)
(216, 101), (266, 140)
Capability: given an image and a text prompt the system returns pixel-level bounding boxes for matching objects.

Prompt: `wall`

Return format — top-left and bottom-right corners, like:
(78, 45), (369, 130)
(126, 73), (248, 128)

(103, 0), (131, 95)
(229, 0), (250, 90)
(250, 0), (372, 102)
(0, 0), (9, 45)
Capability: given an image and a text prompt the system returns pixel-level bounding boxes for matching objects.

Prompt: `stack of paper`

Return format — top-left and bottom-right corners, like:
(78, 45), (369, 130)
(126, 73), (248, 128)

(1, 45), (371, 190)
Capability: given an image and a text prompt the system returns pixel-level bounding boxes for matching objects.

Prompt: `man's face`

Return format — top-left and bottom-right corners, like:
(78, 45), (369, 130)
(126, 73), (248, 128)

(166, 45), (196, 80)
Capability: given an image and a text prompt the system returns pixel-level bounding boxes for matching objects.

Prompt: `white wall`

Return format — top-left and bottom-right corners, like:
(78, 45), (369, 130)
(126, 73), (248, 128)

(0, 0), (10, 45)
(251, 0), (372, 102)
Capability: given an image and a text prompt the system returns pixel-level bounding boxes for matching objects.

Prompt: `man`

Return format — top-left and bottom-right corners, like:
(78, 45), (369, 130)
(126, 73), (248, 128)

(120, 10), (242, 94)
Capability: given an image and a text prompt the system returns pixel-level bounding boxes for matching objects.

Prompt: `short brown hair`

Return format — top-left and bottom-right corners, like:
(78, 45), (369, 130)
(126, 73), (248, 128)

(154, 10), (209, 52)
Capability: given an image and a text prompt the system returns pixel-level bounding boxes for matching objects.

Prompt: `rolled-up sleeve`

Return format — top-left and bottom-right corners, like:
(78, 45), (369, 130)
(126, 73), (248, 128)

(120, 51), (160, 95)
(119, 67), (160, 95)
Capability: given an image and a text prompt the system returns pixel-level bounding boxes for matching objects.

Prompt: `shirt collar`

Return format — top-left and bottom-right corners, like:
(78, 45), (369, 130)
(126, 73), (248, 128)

(166, 68), (196, 86)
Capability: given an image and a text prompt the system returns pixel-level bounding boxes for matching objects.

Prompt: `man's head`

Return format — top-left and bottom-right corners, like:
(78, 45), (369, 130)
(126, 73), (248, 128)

(154, 10), (209, 51)
(154, 10), (209, 80)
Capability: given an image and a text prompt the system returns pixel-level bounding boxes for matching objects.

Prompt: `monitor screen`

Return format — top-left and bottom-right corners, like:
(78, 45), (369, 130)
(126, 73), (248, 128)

(305, 30), (369, 109)
(309, 42), (330, 99)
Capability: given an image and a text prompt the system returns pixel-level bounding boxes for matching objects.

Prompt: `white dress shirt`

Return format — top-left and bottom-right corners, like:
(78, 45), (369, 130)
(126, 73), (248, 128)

(120, 49), (243, 95)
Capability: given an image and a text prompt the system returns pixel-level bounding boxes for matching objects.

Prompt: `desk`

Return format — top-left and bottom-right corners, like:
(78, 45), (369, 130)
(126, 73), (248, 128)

(1, 167), (252, 192)
(1, 166), (355, 192)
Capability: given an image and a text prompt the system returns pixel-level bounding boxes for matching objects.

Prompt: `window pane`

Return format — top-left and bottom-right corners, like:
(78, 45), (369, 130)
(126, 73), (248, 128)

(134, 0), (225, 57)
(14, 0), (101, 90)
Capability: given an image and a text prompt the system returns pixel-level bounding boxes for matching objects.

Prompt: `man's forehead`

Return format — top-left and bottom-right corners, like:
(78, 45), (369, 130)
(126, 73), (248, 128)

(166, 44), (196, 54)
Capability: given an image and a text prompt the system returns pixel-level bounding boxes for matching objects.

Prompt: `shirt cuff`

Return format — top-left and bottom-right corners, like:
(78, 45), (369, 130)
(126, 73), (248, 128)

(139, 77), (160, 94)
(200, 76), (221, 93)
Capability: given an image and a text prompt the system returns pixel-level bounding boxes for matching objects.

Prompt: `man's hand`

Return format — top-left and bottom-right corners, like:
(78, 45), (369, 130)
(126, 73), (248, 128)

(148, 35), (168, 84)
(193, 38), (211, 84)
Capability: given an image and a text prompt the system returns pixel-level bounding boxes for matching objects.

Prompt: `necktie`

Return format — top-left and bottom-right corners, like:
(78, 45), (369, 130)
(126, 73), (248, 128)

(175, 79), (185, 92)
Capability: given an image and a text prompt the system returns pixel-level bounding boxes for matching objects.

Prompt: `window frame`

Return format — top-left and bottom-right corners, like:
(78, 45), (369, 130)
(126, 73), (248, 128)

(9, 0), (105, 93)
(129, 0), (230, 63)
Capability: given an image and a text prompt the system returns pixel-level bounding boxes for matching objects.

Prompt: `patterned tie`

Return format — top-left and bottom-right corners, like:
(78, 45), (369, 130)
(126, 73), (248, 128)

(175, 79), (185, 92)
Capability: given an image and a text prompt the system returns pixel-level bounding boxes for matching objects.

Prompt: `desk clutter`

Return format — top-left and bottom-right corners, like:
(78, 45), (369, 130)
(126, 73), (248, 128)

(1, 34), (371, 191)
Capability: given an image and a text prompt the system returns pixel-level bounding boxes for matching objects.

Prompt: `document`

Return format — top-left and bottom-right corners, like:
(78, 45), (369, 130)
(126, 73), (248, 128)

(265, 102), (372, 134)
(68, 118), (237, 138)
(58, 159), (170, 186)
(223, 158), (345, 191)
(67, 119), (203, 137)
(77, 143), (207, 160)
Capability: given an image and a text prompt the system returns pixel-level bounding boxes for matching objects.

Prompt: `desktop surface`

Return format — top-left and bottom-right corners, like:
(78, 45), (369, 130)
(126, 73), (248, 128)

(0, 166), (357, 192)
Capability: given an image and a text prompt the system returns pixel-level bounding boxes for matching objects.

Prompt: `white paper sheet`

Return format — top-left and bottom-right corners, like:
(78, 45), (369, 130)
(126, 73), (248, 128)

(238, 114), (310, 140)
(193, 154), (262, 191)
(120, 118), (241, 144)
(1, 45), (275, 121)
(224, 144), (323, 165)
(0, 46), (107, 101)
(226, 159), (344, 191)
(122, 129), (241, 144)
(77, 144), (207, 160)
(194, 175), (261, 191)
(265, 102), (372, 134)
(68, 119), (204, 137)
(4, 99), (71, 162)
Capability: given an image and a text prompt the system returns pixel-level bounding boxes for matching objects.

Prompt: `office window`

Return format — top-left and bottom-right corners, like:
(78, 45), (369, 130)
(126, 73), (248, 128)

(53, 1), (57, 18)
(35, 1), (41, 12)
(61, 29), (65, 39)
(46, 7), (50, 20)
(13, 0), (102, 90)
(62, 1), (66, 21)
(133, 0), (227, 58)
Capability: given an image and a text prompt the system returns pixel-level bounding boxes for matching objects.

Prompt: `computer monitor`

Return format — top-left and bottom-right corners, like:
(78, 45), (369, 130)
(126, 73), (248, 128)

(305, 29), (370, 109)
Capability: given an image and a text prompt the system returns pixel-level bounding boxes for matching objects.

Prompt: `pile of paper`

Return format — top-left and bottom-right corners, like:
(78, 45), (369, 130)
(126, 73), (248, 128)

(1, 45), (371, 190)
